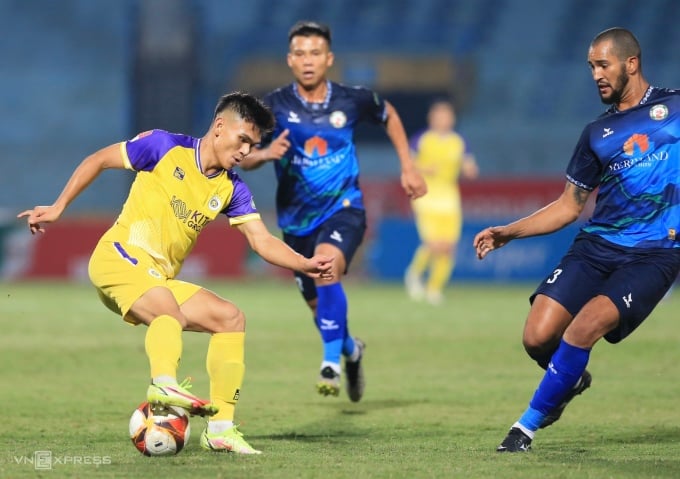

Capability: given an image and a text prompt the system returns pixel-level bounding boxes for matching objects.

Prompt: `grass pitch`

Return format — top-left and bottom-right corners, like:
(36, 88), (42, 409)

(1, 279), (679, 478)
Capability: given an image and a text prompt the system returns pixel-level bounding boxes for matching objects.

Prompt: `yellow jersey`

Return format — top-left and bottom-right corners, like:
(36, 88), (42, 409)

(100, 129), (260, 278)
(410, 129), (467, 213)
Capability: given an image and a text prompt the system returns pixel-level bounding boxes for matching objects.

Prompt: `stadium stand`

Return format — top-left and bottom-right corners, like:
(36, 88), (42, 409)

(0, 0), (133, 210)
(2, 0), (679, 210)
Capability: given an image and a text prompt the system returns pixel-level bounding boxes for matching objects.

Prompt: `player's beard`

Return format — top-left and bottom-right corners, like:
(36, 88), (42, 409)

(600, 67), (629, 105)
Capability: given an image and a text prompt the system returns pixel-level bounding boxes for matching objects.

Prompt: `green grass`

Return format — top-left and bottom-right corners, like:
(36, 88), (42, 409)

(1, 279), (680, 478)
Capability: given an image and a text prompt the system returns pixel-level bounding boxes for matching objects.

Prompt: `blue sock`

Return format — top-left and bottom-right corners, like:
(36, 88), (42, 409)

(323, 339), (343, 365)
(316, 283), (348, 365)
(342, 334), (356, 357)
(517, 407), (546, 433)
(519, 339), (591, 432)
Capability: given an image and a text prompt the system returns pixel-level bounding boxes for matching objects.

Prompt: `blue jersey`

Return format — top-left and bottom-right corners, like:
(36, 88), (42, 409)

(566, 87), (680, 249)
(263, 81), (387, 235)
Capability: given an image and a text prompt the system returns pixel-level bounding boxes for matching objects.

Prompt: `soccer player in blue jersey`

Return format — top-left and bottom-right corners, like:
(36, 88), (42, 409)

(474, 27), (680, 452)
(18, 92), (334, 454)
(240, 21), (427, 400)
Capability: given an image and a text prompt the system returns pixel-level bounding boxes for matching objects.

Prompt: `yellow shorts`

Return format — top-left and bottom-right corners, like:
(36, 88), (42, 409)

(411, 188), (462, 243)
(88, 240), (200, 325)
(414, 210), (462, 243)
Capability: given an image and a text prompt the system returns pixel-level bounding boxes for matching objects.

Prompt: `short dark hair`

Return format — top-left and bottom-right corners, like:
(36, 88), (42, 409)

(592, 27), (642, 63)
(288, 20), (331, 46)
(214, 92), (275, 134)
(429, 97), (454, 110)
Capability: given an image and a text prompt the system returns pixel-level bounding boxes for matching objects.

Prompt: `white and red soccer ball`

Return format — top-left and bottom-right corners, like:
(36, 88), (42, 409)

(129, 401), (190, 456)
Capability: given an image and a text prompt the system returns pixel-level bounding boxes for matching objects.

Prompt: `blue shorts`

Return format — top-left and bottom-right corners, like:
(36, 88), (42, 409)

(531, 233), (680, 343)
(283, 207), (366, 301)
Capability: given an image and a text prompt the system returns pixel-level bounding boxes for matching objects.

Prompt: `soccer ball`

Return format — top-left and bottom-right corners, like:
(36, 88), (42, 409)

(129, 401), (191, 456)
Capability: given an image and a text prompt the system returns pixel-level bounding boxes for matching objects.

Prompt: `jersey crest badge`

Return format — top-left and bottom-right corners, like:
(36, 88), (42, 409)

(173, 167), (185, 180)
(208, 195), (222, 211)
(329, 111), (347, 128)
(649, 104), (668, 121)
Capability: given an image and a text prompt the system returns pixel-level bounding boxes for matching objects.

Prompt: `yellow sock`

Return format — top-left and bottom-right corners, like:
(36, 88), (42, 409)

(407, 245), (431, 276)
(145, 315), (183, 379)
(427, 254), (454, 294)
(206, 332), (245, 422)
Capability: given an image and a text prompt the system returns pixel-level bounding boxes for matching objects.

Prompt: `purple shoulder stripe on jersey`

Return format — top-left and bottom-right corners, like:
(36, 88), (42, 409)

(222, 170), (259, 217)
(125, 130), (197, 171)
(463, 138), (471, 154)
(409, 129), (426, 151)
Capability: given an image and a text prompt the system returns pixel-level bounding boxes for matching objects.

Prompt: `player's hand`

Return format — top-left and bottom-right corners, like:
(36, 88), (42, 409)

(473, 226), (512, 260)
(17, 205), (63, 235)
(302, 254), (335, 280)
(266, 129), (291, 160)
(401, 168), (427, 199)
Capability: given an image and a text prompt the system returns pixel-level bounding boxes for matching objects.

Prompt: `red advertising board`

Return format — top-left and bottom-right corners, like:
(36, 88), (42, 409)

(459, 178), (566, 218)
(5, 218), (248, 280)
(361, 176), (577, 220)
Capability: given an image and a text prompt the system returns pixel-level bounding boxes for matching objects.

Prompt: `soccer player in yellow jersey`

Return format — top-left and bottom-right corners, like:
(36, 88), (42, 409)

(18, 92), (334, 455)
(405, 100), (478, 305)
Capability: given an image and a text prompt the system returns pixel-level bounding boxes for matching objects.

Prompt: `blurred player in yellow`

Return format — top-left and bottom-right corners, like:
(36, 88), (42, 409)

(405, 100), (478, 304)
(17, 92), (334, 455)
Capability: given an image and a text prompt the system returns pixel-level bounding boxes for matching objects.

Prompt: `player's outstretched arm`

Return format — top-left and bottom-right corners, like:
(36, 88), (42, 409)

(236, 218), (334, 279)
(383, 101), (427, 199)
(473, 181), (590, 260)
(17, 143), (125, 234)
(461, 154), (479, 180)
(239, 129), (290, 171)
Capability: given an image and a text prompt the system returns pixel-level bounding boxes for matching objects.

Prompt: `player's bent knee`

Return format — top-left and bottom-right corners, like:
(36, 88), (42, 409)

(211, 308), (246, 333)
(522, 329), (561, 354)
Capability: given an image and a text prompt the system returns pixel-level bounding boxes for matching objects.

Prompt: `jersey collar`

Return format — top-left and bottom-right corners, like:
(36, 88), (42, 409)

(638, 85), (655, 106)
(194, 138), (224, 179)
(609, 85), (655, 113)
(291, 80), (332, 110)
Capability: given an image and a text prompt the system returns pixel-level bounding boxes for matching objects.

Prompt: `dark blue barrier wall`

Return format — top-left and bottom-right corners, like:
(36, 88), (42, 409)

(366, 218), (583, 282)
